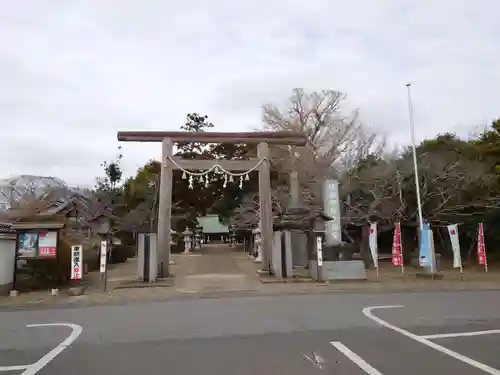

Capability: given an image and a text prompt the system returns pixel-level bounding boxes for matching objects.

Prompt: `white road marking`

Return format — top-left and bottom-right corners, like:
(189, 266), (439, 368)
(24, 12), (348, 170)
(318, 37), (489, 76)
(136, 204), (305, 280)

(0, 364), (28, 371)
(0, 323), (83, 374)
(302, 351), (325, 370)
(363, 306), (500, 375)
(22, 323), (83, 375)
(421, 329), (500, 340)
(331, 341), (384, 375)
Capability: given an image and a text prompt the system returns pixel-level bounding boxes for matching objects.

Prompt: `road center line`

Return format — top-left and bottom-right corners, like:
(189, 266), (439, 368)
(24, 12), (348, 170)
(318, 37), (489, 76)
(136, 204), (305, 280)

(331, 341), (384, 375)
(421, 329), (500, 340)
(363, 306), (500, 375)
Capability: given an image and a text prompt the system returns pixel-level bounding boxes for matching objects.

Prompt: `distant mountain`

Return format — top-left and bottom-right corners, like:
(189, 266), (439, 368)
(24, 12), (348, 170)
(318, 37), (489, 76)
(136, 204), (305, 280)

(0, 174), (89, 210)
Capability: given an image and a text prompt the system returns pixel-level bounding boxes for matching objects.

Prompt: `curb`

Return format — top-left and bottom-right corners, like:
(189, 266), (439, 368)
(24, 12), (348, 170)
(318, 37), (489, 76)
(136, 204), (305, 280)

(1, 283), (499, 312)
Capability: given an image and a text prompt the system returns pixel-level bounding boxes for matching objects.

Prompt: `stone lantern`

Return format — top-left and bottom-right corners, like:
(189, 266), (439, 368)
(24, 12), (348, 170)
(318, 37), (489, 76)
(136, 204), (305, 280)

(195, 225), (203, 250)
(272, 196), (333, 278)
(183, 227), (193, 253)
(229, 225), (236, 248)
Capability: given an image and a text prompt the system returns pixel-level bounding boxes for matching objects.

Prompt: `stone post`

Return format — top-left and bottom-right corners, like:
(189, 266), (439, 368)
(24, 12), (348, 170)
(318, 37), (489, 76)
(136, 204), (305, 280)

(157, 138), (173, 277)
(323, 180), (341, 246)
(195, 231), (201, 250)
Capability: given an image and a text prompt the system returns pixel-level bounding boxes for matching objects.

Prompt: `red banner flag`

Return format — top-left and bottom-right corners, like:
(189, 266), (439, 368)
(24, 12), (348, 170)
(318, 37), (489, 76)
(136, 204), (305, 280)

(392, 222), (403, 267)
(477, 222), (487, 270)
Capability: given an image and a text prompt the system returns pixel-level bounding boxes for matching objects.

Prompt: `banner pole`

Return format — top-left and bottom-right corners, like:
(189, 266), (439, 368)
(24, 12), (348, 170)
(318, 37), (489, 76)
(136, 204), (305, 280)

(400, 225), (405, 274)
(479, 222), (488, 273)
(483, 223), (488, 273)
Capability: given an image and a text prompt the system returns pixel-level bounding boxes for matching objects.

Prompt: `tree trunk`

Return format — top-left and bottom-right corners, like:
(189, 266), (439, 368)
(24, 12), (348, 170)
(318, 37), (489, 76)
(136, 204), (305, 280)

(466, 233), (476, 263)
(360, 225), (371, 269)
(437, 227), (452, 259)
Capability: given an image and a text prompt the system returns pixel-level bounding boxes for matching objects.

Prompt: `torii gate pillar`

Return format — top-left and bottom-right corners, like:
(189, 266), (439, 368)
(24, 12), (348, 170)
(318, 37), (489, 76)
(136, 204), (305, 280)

(257, 142), (273, 269)
(158, 138), (173, 277)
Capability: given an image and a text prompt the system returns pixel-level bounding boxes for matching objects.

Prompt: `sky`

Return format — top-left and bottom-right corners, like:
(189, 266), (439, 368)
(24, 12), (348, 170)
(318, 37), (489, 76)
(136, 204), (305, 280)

(1, 0), (499, 187)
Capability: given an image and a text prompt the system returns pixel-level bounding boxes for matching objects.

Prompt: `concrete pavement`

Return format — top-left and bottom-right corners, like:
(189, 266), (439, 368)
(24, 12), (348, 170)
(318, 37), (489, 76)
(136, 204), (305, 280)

(172, 245), (261, 293)
(1, 290), (500, 374)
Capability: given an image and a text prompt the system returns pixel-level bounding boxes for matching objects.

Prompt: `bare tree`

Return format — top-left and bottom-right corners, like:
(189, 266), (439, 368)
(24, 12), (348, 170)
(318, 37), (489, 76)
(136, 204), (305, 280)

(230, 189), (287, 230)
(342, 156), (404, 229)
(262, 88), (386, 205)
(1, 187), (67, 221)
(342, 146), (499, 235)
(230, 184), (323, 231)
(401, 151), (499, 224)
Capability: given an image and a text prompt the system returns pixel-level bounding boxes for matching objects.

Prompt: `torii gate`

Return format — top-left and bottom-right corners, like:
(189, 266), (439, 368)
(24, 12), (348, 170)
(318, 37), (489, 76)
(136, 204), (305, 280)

(117, 130), (307, 277)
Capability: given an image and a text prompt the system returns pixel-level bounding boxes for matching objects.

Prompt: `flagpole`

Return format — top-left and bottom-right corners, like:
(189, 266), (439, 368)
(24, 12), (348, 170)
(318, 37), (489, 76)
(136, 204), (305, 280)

(457, 227), (464, 280)
(407, 83), (436, 274)
(406, 83), (424, 232)
(482, 222), (488, 273)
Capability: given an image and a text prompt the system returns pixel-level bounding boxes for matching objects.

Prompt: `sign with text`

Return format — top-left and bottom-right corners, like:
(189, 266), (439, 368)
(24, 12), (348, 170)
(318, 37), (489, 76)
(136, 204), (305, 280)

(100, 241), (107, 274)
(71, 245), (83, 280)
(38, 232), (57, 257)
(316, 236), (323, 266)
(17, 231), (58, 259)
(391, 222), (403, 271)
(323, 180), (341, 246)
(477, 222), (488, 271)
(418, 222), (430, 267)
(447, 224), (462, 269)
(18, 232), (38, 258)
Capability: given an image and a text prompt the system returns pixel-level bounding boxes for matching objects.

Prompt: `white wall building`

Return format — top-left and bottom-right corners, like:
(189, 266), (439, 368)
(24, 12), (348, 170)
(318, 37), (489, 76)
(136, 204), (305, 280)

(0, 224), (16, 295)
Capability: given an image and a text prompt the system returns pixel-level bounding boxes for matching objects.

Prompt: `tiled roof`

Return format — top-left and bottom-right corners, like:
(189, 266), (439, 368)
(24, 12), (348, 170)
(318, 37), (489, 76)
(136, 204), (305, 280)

(37, 193), (109, 220)
(0, 222), (15, 234)
(197, 215), (229, 234)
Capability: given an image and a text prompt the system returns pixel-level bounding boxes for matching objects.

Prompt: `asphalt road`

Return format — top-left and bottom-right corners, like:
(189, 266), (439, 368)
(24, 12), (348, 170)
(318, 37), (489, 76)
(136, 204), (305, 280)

(1, 290), (500, 374)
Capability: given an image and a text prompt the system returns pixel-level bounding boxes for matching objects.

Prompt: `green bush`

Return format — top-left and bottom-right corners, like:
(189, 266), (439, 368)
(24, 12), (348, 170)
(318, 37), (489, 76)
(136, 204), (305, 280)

(85, 245), (100, 272)
(171, 238), (184, 254)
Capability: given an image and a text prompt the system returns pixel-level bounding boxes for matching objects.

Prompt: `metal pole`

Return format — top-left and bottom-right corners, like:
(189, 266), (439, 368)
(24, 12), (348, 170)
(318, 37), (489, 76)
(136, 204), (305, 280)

(316, 235), (323, 282)
(407, 83), (436, 274)
(406, 83), (424, 231)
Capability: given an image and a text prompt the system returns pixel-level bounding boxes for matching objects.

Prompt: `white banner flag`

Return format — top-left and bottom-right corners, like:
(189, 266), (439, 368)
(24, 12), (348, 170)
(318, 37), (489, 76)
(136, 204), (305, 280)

(447, 224), (462, 269)
(369, 223), (378, 268)
(70, 245), (83, 280)
(100, 241), (107, 274)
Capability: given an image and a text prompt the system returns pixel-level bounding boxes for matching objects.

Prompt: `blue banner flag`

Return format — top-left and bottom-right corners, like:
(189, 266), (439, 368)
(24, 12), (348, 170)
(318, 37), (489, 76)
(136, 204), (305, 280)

(419, 222), (430, 267)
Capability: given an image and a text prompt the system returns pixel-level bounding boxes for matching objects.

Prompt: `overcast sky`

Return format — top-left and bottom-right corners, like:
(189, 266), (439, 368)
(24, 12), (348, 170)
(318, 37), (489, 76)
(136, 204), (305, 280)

(1, 0), (499, 187)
